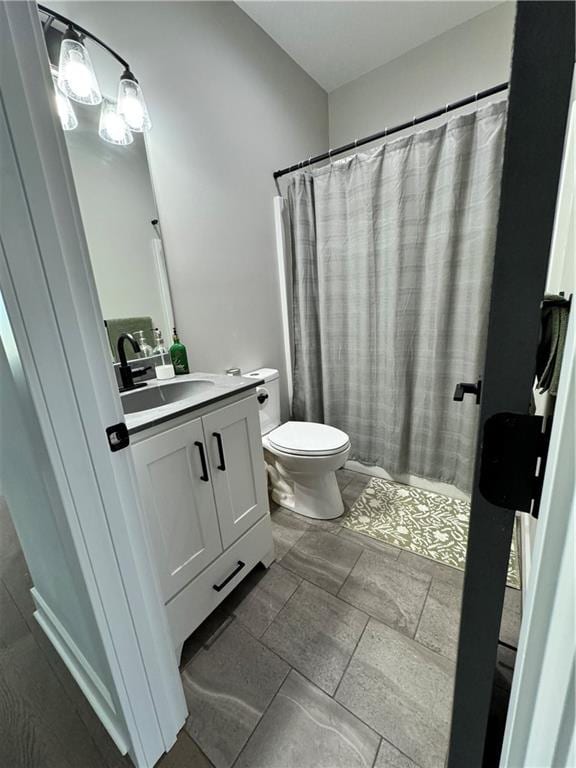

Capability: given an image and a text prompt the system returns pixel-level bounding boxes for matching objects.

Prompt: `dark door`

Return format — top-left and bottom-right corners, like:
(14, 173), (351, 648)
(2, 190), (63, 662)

(447, 2), (575, 766)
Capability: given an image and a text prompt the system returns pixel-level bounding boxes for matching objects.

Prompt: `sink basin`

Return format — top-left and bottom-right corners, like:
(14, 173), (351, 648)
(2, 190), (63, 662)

(121, 379), (215, 415)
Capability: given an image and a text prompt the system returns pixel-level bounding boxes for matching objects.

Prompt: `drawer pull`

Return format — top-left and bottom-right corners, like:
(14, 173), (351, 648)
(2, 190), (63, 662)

(213, 432), (226, 471)
(194, 441), (209, 481)
(213, 560), (245, 592)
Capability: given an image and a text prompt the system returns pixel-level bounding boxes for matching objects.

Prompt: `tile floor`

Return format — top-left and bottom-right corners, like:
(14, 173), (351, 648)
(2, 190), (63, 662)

(0, 470), (521, 768)
(178, 469), (522, 768)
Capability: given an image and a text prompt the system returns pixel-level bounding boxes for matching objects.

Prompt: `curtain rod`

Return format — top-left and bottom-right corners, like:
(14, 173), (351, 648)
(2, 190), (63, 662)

(273, 81), (509, 180)
(38, 3), (130, 70)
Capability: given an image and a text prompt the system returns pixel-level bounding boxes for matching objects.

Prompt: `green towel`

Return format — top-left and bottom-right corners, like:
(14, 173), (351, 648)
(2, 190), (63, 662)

(105, 317), (154, 362)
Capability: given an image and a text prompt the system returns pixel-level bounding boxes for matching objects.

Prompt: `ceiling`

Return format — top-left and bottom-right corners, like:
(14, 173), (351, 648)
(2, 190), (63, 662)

(236, 1), (501, 92)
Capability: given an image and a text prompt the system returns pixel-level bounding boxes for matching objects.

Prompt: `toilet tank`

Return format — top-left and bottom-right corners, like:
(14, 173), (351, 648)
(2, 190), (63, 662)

(244, 368), (281, 436)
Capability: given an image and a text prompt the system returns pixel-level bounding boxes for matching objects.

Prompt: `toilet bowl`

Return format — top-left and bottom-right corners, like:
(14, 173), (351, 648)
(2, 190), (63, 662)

(245, 369), (350, 520)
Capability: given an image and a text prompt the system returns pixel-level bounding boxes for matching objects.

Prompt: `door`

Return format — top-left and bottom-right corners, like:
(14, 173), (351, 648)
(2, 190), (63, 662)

(132, 420), (223, 601)
(0, 4), (186, 766)
(447, 3), (575, 766)
(203, 396), (269, 549)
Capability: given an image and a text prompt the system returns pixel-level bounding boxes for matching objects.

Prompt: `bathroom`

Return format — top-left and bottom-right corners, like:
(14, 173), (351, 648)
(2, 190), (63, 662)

(0, 2), (574, 768)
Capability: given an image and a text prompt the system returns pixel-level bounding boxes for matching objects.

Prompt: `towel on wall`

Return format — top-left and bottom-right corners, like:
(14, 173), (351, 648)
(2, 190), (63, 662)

(536, 295), (571, 395)
(105, 317), (154, 362)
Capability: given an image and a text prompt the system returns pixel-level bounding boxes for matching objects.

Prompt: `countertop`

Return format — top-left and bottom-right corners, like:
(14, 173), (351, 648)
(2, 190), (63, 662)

(122, 372), (263, 434)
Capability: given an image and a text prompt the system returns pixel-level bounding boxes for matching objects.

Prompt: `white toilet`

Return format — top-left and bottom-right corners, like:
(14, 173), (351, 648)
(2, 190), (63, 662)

(245, 368), (350, 520)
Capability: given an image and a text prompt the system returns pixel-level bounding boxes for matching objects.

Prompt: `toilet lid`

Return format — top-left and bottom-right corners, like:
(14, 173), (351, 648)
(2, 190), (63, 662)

(268, 421), (350, 456)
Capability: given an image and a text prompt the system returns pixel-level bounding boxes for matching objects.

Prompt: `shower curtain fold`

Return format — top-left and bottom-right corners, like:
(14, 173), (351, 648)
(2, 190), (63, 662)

(287, 101), (507, 492)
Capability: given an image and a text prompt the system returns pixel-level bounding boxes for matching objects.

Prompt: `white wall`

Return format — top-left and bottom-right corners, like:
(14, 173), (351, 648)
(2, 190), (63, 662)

(52, 1), (328, 415)
(0, 297), (115, 699)
(328, 3), (515, 147)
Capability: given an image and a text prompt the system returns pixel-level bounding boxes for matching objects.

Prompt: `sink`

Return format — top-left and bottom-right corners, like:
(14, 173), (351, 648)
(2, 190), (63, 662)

(121, 379), (215, 415)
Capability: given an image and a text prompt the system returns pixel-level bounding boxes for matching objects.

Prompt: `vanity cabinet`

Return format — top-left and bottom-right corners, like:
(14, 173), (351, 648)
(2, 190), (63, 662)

(131, 417), (223, 600)
(130, 392), (272, 656)
(203, 398), (269, 549)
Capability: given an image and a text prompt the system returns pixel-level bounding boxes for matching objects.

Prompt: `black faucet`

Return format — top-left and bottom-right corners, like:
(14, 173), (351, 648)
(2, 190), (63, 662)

(117, 333), (151, 392)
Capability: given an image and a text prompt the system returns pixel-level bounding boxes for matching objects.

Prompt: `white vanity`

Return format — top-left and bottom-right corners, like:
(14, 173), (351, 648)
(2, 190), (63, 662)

(122, 373), (273, 661)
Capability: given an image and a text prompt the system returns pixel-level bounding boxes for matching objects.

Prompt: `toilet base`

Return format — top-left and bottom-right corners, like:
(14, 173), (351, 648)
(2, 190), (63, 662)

(265, 448), (345, 520)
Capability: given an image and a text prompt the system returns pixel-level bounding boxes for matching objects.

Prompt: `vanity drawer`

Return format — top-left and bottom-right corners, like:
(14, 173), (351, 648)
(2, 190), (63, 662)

(165, 513), (273, 652)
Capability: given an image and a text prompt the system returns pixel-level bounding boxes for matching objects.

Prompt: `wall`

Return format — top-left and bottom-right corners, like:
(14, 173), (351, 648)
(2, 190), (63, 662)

(328, 3), (515, 147)
(52, 1), (328, 414)
(0, 297), (115, 702)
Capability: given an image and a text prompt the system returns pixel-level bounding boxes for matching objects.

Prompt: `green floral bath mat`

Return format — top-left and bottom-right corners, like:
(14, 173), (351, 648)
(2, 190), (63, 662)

(343, 477), (521, 589)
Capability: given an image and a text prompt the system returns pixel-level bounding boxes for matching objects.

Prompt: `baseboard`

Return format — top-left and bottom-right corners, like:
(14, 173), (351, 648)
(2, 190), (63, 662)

(345, 460), (470, 502)
(31, 588), (129, 755)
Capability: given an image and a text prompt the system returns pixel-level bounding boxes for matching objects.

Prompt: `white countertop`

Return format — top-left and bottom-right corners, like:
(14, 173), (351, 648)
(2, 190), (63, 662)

(122, 372), (263, 434)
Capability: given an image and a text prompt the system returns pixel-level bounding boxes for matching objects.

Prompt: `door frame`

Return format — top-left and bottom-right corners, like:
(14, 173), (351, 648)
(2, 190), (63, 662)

(0, 3), (186, 766)
(500, 66), (576, 768)
(447, 2), (575, 766)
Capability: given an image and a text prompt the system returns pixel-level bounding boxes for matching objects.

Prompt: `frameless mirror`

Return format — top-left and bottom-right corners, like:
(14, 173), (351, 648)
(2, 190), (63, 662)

(44, 23), (174, 362)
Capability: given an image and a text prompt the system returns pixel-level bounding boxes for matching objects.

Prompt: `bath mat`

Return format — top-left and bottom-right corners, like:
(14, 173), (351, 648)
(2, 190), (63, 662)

(343, 477), (521, 589)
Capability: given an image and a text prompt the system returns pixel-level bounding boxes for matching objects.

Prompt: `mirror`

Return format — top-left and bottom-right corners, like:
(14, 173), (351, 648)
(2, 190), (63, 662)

(45, 25), (174, 362)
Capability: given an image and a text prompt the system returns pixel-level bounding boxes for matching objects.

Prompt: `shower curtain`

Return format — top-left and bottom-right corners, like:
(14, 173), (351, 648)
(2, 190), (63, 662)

(287, 101), (507, 492)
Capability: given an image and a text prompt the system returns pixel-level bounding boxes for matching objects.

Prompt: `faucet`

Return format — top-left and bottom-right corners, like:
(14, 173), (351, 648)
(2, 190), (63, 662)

(117, 333), (151, 392)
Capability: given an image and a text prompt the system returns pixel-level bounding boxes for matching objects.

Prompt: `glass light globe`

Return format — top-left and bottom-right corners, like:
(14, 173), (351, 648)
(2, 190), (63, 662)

(51, 71), (78, 131)
(117, 71), (151, 132)
(98, 100), (133, 146)
(58, 29), (102, 105)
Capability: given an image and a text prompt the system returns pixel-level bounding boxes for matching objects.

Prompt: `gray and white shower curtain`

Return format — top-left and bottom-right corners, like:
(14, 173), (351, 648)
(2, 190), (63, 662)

(287, 101), (507, 492)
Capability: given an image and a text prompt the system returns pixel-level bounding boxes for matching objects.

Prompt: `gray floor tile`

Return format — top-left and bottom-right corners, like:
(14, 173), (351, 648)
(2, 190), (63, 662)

(336, 619), (455, 768)
(182, 621), (289, 768)
(157, 731), (213, 768)
(336, 469), (360, 490)
(374, 739), (421, 768)
(281, 530), (362, 594)
(415, 578), (463, 660)
(235, 670), (380, 768)
(262, 580), (368, 694)
(338, 527), (402, 559)
(500, 587), (522, 647)
(342, 478), (371, 508)
(397, 551), (464, 586)
(234, 564), (301, 638)
(339, 550), (431, 637)
(270, 507), (310, 559)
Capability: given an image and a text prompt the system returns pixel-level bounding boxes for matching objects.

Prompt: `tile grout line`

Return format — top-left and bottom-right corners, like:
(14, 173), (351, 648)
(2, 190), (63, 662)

(229, 662), (293, 768)
(412, 576), (434, 640)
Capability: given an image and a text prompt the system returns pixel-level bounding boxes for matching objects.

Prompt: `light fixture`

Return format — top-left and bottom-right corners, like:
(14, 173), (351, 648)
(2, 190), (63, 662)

(117, 69), (151, 133)
(51, 69), (78, 131)
(98, 99), (134, 146)
(57, 25), (102, 105)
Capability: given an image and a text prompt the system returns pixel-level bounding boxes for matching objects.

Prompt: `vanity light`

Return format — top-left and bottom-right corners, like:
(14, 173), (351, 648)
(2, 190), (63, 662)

(117, 69), (151, 133)
(98, 99), (134, 146)
(58, 25), (102, 105)
(51, 70), (78, 131)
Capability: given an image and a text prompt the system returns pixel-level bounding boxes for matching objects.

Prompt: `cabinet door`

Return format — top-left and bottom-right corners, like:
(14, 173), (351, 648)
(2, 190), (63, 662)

(131, 419), (223, 602)
(203, 396), (268, 549)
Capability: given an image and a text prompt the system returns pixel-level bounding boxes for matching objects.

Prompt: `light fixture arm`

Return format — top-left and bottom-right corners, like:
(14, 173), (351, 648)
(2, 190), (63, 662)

(38, 4), (131, 72)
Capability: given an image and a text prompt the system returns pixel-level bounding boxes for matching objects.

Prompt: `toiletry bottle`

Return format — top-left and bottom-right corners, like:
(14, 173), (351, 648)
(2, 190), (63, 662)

(135, 330), (154, 359)
(152, 328), (167, 363)
(170, 328), (189, 375)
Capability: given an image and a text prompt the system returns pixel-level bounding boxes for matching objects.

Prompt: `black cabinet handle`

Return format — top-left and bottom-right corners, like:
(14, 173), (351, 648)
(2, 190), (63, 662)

(194, 441), (209, 481)
(213, 432), (226, 471)
(213, 561), (245, 592)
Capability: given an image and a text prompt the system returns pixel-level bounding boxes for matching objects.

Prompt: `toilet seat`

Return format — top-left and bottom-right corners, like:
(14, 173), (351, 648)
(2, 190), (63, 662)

(268, 421), (350, 457)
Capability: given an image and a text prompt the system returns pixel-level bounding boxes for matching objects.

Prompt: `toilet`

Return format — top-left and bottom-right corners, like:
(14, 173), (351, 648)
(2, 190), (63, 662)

(245, 368), (351, 520)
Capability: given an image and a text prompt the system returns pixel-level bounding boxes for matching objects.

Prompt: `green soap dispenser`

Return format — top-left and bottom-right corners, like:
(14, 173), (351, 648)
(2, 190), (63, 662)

(169, 328), (190, 375)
